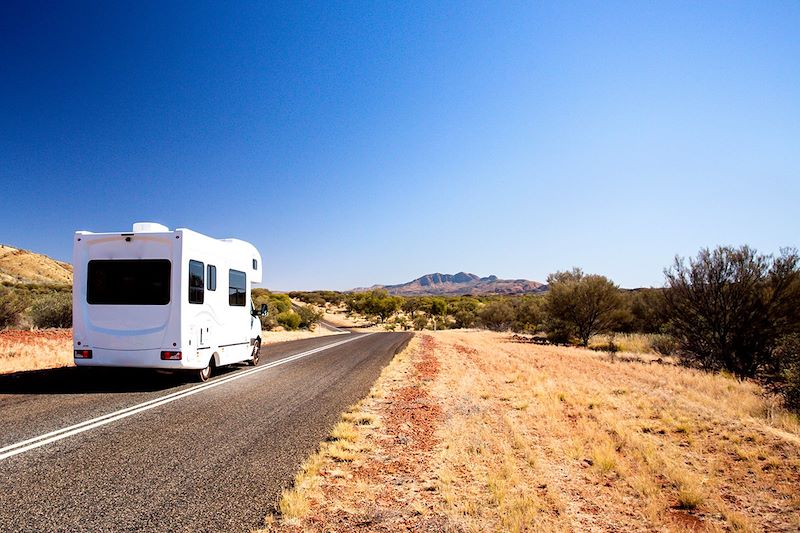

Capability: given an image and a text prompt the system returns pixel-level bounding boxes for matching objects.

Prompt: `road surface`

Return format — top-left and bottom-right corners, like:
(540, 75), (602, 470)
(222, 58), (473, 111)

(0, 331), (412, 532)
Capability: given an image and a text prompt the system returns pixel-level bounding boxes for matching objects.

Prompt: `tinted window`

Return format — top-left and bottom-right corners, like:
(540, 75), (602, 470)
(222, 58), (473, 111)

(87, 260), (171, 305)
(252, 259), (257, 270)
(207, 265), (216, 291)
(189, 260), (204, 304)
(229, 269), (246, 306)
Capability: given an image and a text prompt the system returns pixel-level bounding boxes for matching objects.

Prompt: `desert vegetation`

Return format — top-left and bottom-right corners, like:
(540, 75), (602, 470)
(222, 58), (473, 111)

(0, 283), (72, 329)
(251, 289), (323, 332)
(265, 331), (800, 532)
(293, 245), (800, 413)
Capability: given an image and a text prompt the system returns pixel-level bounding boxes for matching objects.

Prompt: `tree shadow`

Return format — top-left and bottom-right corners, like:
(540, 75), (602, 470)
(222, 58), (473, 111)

(0, 365), (240, 395)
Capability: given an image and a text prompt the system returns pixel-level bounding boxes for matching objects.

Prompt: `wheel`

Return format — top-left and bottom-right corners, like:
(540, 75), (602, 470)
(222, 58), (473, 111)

(250, 339), (261, 366)
(197, 360), (212, 382)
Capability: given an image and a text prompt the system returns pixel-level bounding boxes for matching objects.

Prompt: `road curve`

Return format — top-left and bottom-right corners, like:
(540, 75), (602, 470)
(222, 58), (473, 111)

(0, 331), (412, 532)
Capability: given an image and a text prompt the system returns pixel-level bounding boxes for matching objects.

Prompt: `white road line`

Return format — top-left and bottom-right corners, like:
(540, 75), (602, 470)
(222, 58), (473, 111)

(0, 333), (373, 462)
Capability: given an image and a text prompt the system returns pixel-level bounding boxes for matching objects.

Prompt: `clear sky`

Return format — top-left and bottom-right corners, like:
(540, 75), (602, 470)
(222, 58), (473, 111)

(1, 1), (798, 290)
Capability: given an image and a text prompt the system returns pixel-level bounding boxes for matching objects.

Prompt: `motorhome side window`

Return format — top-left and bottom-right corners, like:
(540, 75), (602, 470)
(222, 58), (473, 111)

(87, 259), (171, 305)
(229, 269), (246, 306)
(207, 265), (216, 291)
(189, 260), (204, 304)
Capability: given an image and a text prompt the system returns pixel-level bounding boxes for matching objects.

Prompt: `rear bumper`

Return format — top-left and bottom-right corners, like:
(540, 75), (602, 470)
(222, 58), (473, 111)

(73, 347), (211, 370)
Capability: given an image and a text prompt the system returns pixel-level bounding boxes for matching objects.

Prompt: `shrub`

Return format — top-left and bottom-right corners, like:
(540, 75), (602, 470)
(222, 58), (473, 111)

(545, 268), (623, 346)
(450, 297), (479, 329)
(296, 304), (324, 330)
(478, 300), (515, 331)
(651, 334), (679, 356)
(512, 295), (543, 333)
(346, 290), (401, 323)
(413, 315), (428, 330)
(0, 287), (24, 328)
(29, 292), (72, 328)
(663, 246), (800, 377)
(276, 310), (301, 330)
(774, 335), (800, 413)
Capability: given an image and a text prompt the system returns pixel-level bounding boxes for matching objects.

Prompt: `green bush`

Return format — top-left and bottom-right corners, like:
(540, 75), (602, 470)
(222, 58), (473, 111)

(296, 304), (324, 330)
(29, 292), (72, 328)
(0, 287), (24, 328)
(276, 310), (301, 330)
(413, 315), (428, 330)
(478, 300), (515, 331)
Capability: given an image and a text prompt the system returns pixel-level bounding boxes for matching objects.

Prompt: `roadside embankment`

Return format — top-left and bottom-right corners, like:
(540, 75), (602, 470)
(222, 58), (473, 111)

(264, 330), (800, 532)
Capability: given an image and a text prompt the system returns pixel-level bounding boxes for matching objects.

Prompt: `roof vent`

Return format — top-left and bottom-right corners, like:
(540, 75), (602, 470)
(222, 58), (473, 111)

(132, 222), (169, 233)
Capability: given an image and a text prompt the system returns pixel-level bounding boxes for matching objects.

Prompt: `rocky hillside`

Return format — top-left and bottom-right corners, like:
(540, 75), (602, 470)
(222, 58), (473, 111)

(0, 244), (72, 286)
(355, 272), (546, 296)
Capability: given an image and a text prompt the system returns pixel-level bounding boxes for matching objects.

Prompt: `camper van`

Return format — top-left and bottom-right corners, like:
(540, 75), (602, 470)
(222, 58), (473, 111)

(72, 222), (266, 381)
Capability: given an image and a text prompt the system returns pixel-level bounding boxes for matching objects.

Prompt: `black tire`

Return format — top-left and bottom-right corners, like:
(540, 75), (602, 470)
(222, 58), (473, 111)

(197, 359), (212, 382)
(250, 340), (261, 366)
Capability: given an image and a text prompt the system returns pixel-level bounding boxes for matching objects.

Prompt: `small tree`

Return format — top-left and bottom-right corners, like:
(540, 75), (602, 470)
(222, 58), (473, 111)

(376, 296), (402, 323)
(513, 295), (543, 333)
(544, 268), (623, 346)
(478, 299), (515, 331)
(427, 297), (447, 330)
(663, 246), (800, 377)
(451, 297), (480, 329)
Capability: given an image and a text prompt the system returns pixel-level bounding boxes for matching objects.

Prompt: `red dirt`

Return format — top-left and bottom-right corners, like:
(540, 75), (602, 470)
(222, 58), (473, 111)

(299, 334), (447, 532)
(0, 329), (72, 342)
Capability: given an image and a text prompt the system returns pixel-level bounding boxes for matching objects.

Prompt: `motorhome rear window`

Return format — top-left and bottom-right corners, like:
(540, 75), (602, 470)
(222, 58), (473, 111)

(87, 260), (171, 305)
(229, 269), (246, 306)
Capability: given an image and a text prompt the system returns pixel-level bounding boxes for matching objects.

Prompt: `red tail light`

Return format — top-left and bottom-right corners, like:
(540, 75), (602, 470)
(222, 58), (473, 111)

(161, 351), (182, 360)
(74, 349), (93, 359)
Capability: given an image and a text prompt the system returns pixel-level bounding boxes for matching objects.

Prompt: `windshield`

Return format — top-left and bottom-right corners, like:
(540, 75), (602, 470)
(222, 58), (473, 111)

(87, 259), (171, 305)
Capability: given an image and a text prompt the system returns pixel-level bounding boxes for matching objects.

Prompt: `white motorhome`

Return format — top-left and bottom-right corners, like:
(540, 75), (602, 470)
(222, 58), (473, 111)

(72, 222), (266, 381)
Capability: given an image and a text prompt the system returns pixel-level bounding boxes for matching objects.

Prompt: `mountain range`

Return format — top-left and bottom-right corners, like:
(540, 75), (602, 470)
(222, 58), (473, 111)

(354, 272), (546, 296)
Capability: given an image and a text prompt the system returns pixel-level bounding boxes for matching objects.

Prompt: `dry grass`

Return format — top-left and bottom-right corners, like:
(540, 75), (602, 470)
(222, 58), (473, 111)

(265, 330), (800, 532)
(0, 244), (73, 285)
(589, 332), (672, 355)
(0, 329), (73, 374)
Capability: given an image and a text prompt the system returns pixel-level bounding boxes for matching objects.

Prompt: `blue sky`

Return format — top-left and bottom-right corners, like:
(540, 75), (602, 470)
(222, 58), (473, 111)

(1, 1), (798, 290)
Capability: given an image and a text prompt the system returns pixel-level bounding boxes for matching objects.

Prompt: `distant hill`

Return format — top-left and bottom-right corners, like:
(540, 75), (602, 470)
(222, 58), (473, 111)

(0, 244), (72, 286)
(354, 272), (546, 296)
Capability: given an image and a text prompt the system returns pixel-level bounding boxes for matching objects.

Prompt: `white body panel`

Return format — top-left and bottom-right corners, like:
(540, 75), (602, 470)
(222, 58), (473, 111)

(72, 224), (263, 371)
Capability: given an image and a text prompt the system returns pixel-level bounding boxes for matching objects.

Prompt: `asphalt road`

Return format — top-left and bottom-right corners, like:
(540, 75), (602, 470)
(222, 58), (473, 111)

(0, 331), (412, 532)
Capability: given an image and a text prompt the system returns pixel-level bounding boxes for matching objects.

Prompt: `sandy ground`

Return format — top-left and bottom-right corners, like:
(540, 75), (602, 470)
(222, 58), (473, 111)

(265, 330), (800, 533)
(260, 328), (347, 345)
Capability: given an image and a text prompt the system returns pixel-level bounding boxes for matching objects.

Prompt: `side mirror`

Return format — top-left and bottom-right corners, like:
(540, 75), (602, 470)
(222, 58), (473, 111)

(260, 303), (268, 317)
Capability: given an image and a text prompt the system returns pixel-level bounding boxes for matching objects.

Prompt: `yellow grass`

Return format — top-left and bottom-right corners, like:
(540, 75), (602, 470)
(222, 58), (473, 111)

(0, 244), (73, 285)
(589, 332), (675, 355)
(266, 330), (800, 532)
(0, 330), (73, 374)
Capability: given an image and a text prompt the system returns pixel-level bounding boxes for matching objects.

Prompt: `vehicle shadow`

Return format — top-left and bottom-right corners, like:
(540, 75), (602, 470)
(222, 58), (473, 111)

(0, 366), (237, 395)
